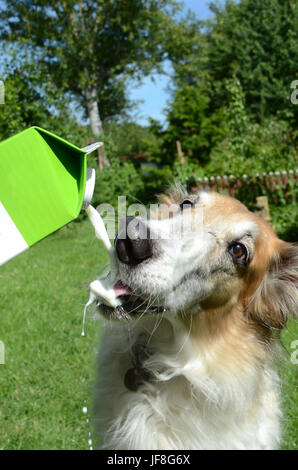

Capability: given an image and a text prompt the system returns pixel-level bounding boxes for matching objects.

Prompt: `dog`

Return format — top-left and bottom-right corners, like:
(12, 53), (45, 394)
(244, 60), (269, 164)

(93, 187), (297, 450)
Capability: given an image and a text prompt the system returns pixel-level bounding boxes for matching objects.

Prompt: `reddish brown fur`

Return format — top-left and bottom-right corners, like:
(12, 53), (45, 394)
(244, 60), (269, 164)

(161, 188), (297, 345)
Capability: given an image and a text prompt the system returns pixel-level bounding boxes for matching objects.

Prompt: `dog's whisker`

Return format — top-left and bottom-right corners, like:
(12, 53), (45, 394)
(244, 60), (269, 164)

(125, 297), (149, 316)
(146, 298), (164, 345)
(130, 294), (154, 328)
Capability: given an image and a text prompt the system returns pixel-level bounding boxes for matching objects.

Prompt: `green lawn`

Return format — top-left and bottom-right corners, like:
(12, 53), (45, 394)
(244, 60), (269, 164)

(0, 218), (297, 449)
(0, 219), (108, 449)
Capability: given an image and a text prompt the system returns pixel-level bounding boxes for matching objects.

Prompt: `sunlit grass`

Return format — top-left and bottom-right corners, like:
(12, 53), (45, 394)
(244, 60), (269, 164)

(0, 219), (108, 449)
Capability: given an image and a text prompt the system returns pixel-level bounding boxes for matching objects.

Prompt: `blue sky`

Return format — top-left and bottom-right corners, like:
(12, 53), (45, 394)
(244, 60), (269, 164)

(128, 1), (214, 126)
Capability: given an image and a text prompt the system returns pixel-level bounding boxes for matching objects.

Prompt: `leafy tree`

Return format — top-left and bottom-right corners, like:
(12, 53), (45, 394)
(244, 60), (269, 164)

(159, 82), (226, 164)
(101, 121), (161, 163)
(0, 0), (181, 138)
(206, 0), (298, 124)
(89, 153), (145, 208)
(156, 0), (298, 173)
(205, 77), (298, 177)
(0, 53), (93, 146)
(0, 62), (51, 140)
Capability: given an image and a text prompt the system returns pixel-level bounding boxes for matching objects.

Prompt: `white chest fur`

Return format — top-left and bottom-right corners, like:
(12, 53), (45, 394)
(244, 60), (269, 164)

(93, 316), (281, 450)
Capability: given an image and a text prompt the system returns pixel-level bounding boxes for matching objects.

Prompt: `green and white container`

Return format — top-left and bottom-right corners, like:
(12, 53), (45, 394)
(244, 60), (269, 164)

(0, 126), (100, 265)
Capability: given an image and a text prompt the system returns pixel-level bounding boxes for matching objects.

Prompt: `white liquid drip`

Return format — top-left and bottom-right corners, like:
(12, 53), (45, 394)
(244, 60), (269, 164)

(81, 204), (121, 337)
(83, 402), (93, 450)
(81, 291), (97, 337)
(85, 205), (118, 284)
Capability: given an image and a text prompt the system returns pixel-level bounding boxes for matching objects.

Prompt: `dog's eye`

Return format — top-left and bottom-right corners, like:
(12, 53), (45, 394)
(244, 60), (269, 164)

(228, 242), (248, 264)
(180, 199), (194, 211)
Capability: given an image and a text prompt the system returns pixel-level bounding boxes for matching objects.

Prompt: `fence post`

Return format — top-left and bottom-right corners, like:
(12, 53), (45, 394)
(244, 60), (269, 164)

(242, 174), (248, 186)
(223, 175), (229, 195)
(204, 176), (209, 191)
(236, 175), (242, 193)
(288, 170), (296, 202)
(268, 171), (275, 191)
(229, 175), (235, 198)
(263, 172), (269, 193)
(198, 177), (204, 191)
(217, 175), (222, 193)
(275, 171), (282, 193)
(210, 176), (216, 192)
(254, 196), (271, 223)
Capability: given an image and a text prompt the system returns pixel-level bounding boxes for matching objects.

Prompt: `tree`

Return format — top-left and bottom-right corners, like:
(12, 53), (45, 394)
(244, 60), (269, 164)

(156, 0), (298, 171)
(0, 61), (51, 140)
(159, 82), (226, 164)
(0, 0), (181, 138)
(206, 0), (298, 124)
(150, 18), (225, 164)
(0, 51), (94, 146)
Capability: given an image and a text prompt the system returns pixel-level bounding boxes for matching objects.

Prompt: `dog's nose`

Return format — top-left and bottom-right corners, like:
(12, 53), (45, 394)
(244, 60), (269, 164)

(115, 216), (152, 265)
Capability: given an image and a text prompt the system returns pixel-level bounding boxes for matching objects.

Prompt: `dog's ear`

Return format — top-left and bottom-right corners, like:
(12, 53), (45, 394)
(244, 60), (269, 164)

(248, 242), (298, 329)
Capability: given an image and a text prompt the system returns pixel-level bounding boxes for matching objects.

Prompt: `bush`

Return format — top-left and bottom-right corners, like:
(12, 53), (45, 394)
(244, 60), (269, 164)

(270, 203), (298, 242)
(137, 165), (173, 205)
(202, 78), (297, 177)
(91, 158), (145, 210)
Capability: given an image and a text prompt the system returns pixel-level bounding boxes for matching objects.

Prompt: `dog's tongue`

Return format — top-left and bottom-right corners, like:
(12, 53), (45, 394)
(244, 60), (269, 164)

(113, 281), (132, 297)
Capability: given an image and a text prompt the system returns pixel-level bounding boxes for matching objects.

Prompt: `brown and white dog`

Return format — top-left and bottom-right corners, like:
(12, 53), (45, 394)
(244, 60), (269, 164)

(93, 188), (297, 450)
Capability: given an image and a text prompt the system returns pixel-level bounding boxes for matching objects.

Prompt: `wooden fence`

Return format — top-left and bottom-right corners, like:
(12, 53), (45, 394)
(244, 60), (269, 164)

(187, 169), (297, 203)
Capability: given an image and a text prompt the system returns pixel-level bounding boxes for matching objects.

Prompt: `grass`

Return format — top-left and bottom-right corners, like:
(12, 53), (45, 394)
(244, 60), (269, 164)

(0, 219), (108, 449)
(280, 321), (298, 450)
(0, 217), (297, 449)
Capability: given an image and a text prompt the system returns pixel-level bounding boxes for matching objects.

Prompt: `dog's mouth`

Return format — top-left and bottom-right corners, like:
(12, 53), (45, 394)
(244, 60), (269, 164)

(98, 280), (168, 319)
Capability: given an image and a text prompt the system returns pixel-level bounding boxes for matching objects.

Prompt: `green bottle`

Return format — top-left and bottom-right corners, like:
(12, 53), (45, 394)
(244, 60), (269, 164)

(0, 126), (100, 265)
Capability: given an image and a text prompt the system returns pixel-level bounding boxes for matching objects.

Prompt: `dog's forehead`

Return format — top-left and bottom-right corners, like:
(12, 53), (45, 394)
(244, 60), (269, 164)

(208, 217), (259, 242)
(147, 189), (264, 244)
(198, 192), (259, 240)
(197, 190), (248, 213)
(148, 191), (259, 243)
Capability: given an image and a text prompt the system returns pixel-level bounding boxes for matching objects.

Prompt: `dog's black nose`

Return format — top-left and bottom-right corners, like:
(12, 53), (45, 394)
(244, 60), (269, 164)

(115, 216), (152, 266)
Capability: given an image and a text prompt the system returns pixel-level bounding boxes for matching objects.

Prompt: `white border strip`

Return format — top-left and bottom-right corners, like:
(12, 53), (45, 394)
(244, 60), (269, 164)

(0, 202), (29, 266)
